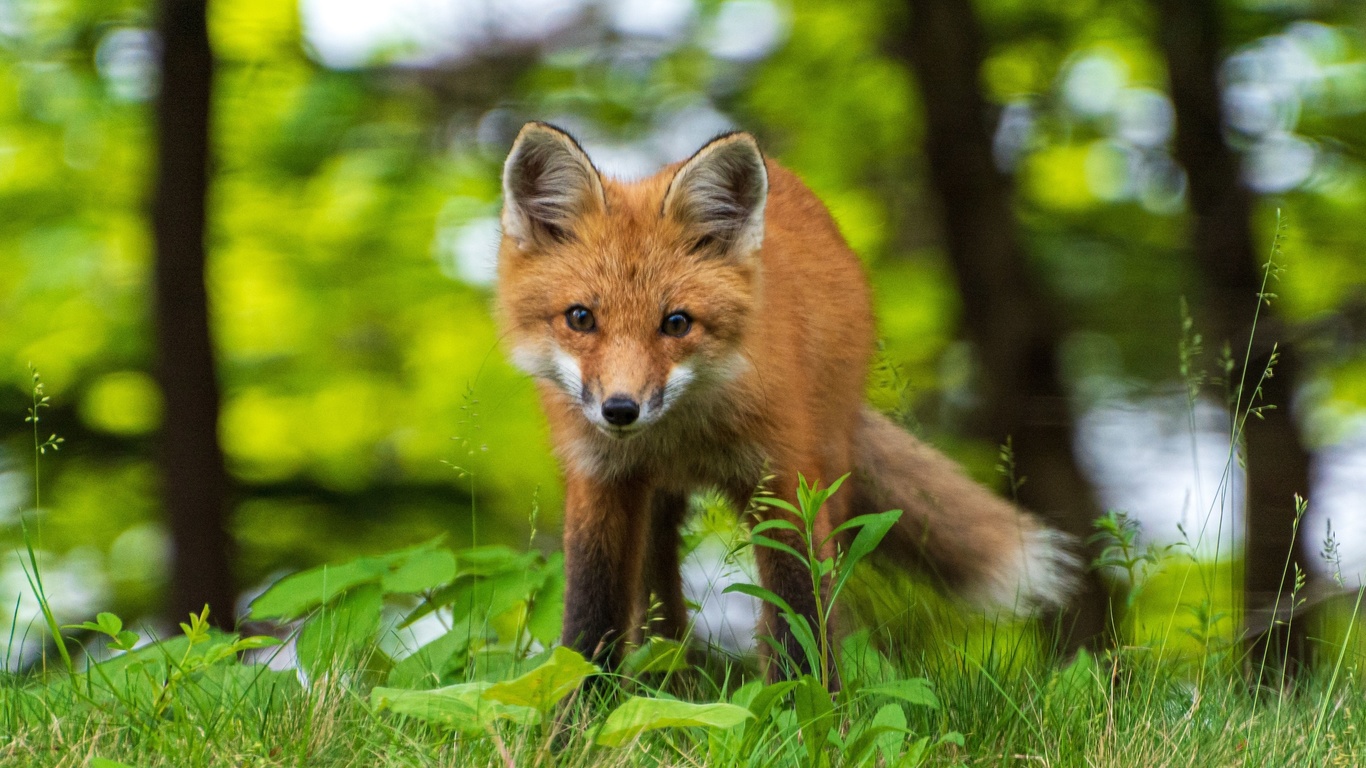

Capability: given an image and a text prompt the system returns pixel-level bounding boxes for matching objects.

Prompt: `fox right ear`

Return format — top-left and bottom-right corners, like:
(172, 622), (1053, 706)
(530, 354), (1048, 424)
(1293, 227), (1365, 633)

(502, 122), (605, 247)
(664, 132), (768, 259)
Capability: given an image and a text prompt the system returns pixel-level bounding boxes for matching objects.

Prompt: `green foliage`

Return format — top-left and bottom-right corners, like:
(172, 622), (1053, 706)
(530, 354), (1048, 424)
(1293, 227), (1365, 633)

(621, 637), (692, 676)
(1090, 509), (1179, 639)
(727, 473), (903, 691)
(594, 697), (752, 747)
(66, 611), (139, 652)
(370, 682), (540, 733)
(6, 534), (1366, 766)
(247, 537), (455, 620)
(1, 534), (974, 767)
(483, 646), (597, 713)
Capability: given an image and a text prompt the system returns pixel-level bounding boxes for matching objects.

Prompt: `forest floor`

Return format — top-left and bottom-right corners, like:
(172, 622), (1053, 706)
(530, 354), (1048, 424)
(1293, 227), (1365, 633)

(4, 535), (1365, 768)
(2, 636), (1364, 767)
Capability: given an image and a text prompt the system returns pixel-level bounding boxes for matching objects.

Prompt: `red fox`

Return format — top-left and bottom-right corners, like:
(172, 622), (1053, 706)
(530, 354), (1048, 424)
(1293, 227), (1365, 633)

(496, 122), (1077, 676)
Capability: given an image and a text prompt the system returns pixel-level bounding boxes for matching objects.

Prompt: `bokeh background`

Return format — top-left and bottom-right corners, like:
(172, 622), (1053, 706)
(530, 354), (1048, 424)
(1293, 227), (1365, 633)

(1, 0), (1364, 667)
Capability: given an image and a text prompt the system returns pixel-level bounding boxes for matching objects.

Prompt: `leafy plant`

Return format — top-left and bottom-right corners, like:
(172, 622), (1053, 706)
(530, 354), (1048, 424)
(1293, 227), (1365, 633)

(595, 696), (753, 747)
(717, 475), (958, 766)
(1090, 509), (1173, 637)
(726, 473), (902, 692)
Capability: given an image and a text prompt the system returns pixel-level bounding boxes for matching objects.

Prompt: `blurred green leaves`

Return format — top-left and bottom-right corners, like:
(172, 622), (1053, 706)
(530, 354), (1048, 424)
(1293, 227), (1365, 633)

(3, 0), (1365, 638)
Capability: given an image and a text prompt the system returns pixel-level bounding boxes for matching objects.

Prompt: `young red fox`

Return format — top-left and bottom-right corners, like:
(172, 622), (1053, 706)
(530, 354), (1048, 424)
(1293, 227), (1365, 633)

(496, 122), (1077, 676)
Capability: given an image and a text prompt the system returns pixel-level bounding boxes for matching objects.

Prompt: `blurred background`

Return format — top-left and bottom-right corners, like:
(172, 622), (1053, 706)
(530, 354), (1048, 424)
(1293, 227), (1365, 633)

(1, 0), (1364, 670)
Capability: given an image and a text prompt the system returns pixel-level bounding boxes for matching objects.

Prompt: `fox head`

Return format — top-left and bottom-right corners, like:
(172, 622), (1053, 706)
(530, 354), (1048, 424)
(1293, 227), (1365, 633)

(496, 122), (767, 438)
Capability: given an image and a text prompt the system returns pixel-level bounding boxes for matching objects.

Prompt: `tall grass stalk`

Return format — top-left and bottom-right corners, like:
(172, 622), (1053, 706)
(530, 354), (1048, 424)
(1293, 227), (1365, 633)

(1145, 212), (1297, 688)
(18, 365), (71, 673)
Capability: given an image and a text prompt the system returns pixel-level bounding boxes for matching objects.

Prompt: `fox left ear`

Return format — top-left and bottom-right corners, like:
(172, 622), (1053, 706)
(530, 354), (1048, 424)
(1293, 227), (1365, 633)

(663, 132), (768, 259)
(502, 122), (606, 248)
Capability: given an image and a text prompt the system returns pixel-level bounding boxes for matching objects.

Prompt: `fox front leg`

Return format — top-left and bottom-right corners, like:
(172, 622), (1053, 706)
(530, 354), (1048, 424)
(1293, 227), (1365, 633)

(641, 490), (690, 642)
(559, 474), (651, 669)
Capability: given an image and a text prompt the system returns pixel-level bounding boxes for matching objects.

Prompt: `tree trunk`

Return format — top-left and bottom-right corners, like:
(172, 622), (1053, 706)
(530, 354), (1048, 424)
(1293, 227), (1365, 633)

(899, 0), (1112, 651)
(1152, 0), (1312, 680)
(152, 0), (235, 628)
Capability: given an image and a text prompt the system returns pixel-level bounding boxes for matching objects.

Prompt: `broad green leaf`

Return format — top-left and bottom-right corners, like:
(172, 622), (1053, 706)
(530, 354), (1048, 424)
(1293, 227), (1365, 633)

(839, 628), (898, 687)
(729, 680), (763, 709)
(483, 646), (596, 712)
(742, 679), (799, 722)
(250, 538), (450, 619)
(97, 612), (122, 635)
(387, 626), (471, 689)
(249, 558), (389, 620)
(194, 663), (303, 707)
(469, 647), (545, 684)
(382, 548), (457, 594)
(622, 637), (690, 675)
(871, 702), (908, 764)
(596, 697), (753, 747)
(295, 584), (383, 678)
(91, 759), (139, 768)
(454, 546), (537, 576)
(864, 677), (939, 709)
(372, 682), (538, 733)
(793, 675), (836, 765)
(404, 567), (547, 629)
(525, 552), (564, 645)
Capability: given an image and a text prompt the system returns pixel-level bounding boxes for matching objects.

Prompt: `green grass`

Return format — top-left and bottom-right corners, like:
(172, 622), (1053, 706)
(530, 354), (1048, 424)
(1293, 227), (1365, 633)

(3, 531), (1365, 768)
(3, 617), (1365, 767)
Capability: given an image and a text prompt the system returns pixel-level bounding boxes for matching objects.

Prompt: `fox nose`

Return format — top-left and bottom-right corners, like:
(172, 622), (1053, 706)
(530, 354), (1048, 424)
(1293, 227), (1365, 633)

(601, 395), (640, 427)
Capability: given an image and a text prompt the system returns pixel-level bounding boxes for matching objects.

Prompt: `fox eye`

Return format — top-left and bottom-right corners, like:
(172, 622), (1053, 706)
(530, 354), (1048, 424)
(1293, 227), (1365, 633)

(565, 306), (596, 332)
(661, 311), (692, 337)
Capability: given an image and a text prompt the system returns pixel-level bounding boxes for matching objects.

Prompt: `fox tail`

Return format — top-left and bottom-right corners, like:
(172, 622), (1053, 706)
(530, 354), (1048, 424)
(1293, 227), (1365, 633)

(849, 407), (1080, 613)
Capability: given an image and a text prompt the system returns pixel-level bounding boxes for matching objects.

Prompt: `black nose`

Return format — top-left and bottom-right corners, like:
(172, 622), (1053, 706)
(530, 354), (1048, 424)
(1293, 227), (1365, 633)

(601, 395), (640, 426)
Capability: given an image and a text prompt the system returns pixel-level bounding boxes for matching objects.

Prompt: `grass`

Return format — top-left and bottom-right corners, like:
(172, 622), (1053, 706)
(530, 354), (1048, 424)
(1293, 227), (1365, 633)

(2, 610), (1365, 767)
(2, 510), (1364, 767)
(2, 452), (1364, 768)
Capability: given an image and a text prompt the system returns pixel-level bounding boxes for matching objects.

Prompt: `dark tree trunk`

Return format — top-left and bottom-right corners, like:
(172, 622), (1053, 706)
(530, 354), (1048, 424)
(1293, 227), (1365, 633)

(1152, 0), (1313, 681)
(899, 0), (1112, 651)
(152, 0), (235, 628)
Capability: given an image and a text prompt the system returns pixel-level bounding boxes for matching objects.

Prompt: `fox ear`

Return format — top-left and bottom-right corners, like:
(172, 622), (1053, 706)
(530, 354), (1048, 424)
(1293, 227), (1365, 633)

(502, 122), (605, 247)
(663, 132), (768, 258)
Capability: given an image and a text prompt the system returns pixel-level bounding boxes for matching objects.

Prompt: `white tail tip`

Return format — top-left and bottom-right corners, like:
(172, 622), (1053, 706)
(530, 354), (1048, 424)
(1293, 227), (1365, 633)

(972, 527), (1081, 615)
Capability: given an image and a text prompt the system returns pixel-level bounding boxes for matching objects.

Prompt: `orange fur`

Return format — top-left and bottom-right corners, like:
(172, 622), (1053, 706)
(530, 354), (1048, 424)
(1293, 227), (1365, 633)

(495, 123), (1076, 679)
